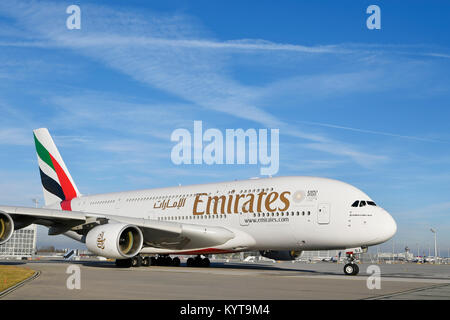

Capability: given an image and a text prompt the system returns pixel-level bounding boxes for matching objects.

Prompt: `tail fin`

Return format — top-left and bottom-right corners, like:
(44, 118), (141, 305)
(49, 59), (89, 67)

(33, 128), (80, 206)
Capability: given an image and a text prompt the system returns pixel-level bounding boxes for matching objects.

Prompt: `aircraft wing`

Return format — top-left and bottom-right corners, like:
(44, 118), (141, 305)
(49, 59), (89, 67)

(0, 205), (235, 251)
(0, 205), (88, 232)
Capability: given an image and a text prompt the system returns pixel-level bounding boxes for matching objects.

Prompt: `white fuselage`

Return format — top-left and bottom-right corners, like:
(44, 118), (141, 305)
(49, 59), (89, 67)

(48, 176), (397, 255)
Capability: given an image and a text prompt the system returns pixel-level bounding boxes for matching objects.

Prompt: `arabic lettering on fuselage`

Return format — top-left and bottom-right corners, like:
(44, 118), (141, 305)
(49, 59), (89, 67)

(153, 197), (187, 210)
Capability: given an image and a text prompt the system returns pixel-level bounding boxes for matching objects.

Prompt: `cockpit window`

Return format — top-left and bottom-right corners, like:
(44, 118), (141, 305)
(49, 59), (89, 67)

(352, 200), (377, 207)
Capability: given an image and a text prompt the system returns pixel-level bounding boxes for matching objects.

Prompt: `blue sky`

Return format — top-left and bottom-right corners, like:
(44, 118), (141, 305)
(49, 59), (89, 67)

(0, 0), (449, 256)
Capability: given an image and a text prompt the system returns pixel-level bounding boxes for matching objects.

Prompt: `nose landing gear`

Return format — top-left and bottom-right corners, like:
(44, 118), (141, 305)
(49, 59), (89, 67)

(343, 262), (359, 275)
(343, 251), (359, 275)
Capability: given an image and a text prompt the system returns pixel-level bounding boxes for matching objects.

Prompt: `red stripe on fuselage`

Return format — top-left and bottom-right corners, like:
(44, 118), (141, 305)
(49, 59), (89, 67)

(49, 154), (77, 201)
(176, 248), (235, 255)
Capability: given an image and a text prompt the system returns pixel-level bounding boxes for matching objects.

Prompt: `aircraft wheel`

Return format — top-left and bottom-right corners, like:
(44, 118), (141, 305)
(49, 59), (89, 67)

(142, 256), (150, 267)
(172, 257), (181, 267)
(187, 257), (194, 267)
(352, 263), (359, 275)
(193, 256), (203, 267)
(115, 258), (132, 268)
(131, 255), (142, 267)
(343, 263), (358, 275)
(202, 258), (210, 268)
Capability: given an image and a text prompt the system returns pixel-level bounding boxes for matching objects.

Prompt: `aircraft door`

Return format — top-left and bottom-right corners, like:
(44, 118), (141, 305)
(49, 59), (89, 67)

(317, 203), (330, 224)
(239, 211), (249, 226)
(115, 198), (121, 210)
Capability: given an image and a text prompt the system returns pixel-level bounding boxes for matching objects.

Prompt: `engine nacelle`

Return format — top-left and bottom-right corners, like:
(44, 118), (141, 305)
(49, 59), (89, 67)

(260, 250), (302, 261)
(86, 223), (143, 259)
(0, 212), (14, 245)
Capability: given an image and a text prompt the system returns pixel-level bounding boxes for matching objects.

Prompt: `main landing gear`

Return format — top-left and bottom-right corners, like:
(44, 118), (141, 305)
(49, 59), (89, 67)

(151, 255), (181, 267)
(115, 256), (142, 268)
(343, 251), (359, 276)
(186, 255), (210, 268)
(115, 254), (211, 268)
(115, 254), (181, 268)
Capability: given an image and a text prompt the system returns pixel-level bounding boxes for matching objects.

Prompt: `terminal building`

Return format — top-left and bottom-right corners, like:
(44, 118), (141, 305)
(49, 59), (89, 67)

(299, 250), (343, 261)
(0, 224), (37, 258)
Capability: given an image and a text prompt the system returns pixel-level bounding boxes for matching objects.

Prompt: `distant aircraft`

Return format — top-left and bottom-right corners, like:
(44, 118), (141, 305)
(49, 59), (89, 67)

(63, 249), (77, 261)
(0, 128), (397, 275)
(243, 256), (257, 262)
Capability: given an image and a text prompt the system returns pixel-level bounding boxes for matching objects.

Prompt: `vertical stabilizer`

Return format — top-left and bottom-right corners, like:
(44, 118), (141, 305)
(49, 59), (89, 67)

(33, 128), (80, 206)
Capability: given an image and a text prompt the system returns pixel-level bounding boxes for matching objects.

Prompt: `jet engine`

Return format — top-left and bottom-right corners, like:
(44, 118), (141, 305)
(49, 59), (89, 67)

(0, 212), (14, 245)
(86, 223), (143, 259)
(260, 250), (302, 261)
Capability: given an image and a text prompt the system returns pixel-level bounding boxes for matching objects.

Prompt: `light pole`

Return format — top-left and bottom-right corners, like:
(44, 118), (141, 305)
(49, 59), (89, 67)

(392, 239), (395, 263)
(430, 228), (437, 263)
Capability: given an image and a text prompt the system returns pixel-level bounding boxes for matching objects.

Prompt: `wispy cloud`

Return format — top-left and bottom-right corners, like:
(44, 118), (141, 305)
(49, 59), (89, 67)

(0, 127), (32, 146)
(304, 142), (389, 167)
(27, 35), (352, 54)
(0, 0), (447, 171)
(294, 120), (449, 143)
(424, 52), (450, 59)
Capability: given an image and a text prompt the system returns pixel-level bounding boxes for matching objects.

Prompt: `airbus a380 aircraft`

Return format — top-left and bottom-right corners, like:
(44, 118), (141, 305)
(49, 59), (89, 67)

(0, 128), (396, 275)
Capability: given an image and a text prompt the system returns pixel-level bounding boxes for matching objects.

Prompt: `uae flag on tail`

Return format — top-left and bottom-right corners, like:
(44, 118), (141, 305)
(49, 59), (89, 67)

(33, 128), (80, 208)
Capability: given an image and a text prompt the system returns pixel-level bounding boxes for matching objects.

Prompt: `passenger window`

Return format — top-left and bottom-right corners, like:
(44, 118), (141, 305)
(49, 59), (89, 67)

(359, 201), (366, 207)
(351, 201), (359, 207)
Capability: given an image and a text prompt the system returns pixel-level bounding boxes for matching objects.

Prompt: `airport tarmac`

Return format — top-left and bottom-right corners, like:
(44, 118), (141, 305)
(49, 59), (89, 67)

(0, 259), (449, 300)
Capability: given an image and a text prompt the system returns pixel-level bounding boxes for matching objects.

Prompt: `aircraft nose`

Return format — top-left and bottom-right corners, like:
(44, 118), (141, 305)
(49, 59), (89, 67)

(380, 210), (397, 241)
